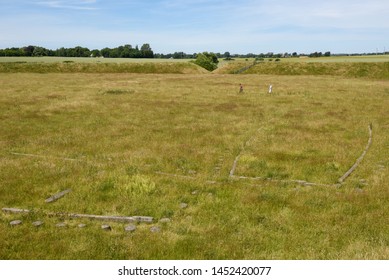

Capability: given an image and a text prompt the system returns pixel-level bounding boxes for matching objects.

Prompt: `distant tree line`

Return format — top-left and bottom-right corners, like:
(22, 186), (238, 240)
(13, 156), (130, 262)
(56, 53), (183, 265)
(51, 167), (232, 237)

(1, 45), (387, 59)
(154, 51), (333, 59)
(0, 44), (154, 58)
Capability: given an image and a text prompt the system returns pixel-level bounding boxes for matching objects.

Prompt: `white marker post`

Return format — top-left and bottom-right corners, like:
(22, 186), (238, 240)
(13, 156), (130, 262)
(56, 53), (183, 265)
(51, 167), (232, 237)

(268, 84), (273, 94)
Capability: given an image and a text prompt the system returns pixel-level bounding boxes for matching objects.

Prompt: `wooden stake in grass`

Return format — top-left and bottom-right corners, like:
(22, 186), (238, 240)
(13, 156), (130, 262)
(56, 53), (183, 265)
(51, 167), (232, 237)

(268, 84), (273, 94)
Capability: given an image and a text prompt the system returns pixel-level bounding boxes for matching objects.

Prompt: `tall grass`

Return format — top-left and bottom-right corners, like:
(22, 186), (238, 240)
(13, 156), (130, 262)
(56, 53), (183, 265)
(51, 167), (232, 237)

(0, 71), (388, 259)
(214, 59), (389, 80)
(0, 61), (206, 74)
(240, 61), (389, 80)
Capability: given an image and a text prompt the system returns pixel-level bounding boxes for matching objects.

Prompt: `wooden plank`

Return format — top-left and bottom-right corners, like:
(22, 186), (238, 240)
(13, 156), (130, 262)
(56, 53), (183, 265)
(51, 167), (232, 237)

(45, 189), (72, 203)
(2, 207), (153, 223)
(52, 212), (153, 223)
(64, 213), (137, 223)
(2, 207), (30, 214)
(338, 124), (373, 183)
(229, 155), (240, 177)
(230, 175), (337, 187)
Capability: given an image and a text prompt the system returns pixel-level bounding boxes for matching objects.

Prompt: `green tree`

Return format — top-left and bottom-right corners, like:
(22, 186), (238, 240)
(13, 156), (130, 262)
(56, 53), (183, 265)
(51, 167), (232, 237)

(173, 52), (185, 59)
(33, 47), (48, 56)
(120, 45), (133, 58)
(109, 48), (120, 58)
(56, 47), (66, 57)
(73, 46), (90, 57)
(194, 52), (219, 71)
(203, 52), (219, 64)
(134, 45), (142, 58)
(23, 46), (35, 56)
(91, 49), (101, 57)
(100, 48), (111, 58)
(140, 43), (154, 58)
(4, 48), (23, 56)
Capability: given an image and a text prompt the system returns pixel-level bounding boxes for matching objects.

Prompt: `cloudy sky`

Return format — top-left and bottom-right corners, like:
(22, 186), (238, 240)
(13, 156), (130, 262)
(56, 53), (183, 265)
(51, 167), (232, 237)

(1, 0), (388, 54)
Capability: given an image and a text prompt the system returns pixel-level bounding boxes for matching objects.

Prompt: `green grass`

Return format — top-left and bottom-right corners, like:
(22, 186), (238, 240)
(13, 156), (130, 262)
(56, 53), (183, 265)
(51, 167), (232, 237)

(0, 61), (206, 74)
(283, 55), (389, 63)
(243, 62), (389, 79)
(215, 59), (389, 80)
(0, 65), (389, 259)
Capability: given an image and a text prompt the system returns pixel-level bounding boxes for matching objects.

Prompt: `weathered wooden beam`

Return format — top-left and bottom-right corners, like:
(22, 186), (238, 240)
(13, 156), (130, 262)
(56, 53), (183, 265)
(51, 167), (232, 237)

(229, 155), (240, 177)
(62, 213), (138, 223)
(45, 189), (71, 203)
(52, 212), (153, 223)
(2, 207), (153, 223)
(132, 216), (154, 223)
(10, 152), (81, 162)
(230, 175), (338, 187)
(338, 124), (373, 183)
(2, 207), (30, 214)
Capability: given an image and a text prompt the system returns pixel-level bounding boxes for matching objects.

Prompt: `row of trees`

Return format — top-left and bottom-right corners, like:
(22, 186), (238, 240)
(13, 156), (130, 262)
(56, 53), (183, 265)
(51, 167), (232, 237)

(0, 46), (332, 60)
(2, 45), (388, 59)
(0, 44), (154, 58)
(156, 51), (333, 59)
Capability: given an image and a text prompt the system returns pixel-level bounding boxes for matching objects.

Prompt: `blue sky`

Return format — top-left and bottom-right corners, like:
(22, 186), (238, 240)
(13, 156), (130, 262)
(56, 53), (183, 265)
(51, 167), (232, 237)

(1, 0), (388, 54)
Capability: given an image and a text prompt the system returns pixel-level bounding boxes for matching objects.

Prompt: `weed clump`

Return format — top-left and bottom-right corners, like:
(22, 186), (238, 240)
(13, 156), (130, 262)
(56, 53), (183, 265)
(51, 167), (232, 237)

(120, 175), (156, 196)
(103, 89), (135, 95)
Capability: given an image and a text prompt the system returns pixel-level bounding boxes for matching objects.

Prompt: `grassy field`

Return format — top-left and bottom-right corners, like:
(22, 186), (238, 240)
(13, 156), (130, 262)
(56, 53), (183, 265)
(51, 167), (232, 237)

(0, 59), (388, 259)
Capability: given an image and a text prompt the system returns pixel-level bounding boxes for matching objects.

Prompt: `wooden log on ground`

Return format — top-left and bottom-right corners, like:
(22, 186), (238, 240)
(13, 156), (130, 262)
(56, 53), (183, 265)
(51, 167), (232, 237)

(45, 189), (71, 203)
(230, 175), (337, 187)
(2, 208), (30, 214)
(63, 213), (137, 223)
(229, 155), (240, 177)
(53, 213), (153, 223)
(338, 124), (373, 183)
(2, 207), (153, 223)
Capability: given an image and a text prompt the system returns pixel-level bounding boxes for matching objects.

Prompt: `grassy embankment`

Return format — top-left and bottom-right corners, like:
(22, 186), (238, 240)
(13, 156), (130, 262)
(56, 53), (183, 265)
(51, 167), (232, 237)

(0, 57), (207, 74)
(216, 56), (389, 80)
(0, 58), (388, 259)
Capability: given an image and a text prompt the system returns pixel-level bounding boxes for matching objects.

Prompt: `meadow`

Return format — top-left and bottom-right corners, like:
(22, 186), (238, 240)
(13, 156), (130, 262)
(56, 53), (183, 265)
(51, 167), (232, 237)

(0, 58), (388, 259)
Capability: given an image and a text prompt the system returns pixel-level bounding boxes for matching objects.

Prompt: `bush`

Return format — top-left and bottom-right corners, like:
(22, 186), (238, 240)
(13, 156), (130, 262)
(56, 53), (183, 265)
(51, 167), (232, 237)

(193, 52), (218, 71)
